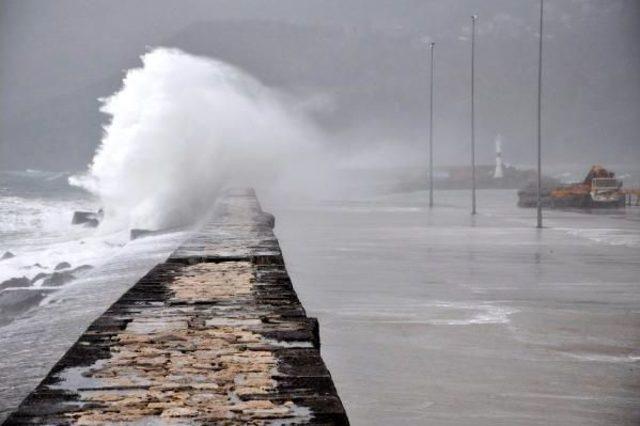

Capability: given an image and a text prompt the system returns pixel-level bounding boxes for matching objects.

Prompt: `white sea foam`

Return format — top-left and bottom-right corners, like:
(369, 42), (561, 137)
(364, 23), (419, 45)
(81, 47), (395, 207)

(319, 301), (518, 326)
(555, 227), (640, 248)
(560, 352), (640, 363)
(70, 47), (322, 231)
(0, 195), (125, 285)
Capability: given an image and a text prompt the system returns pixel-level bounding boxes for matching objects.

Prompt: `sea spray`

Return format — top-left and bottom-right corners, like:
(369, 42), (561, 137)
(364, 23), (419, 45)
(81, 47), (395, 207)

(70, 47), (321, 231)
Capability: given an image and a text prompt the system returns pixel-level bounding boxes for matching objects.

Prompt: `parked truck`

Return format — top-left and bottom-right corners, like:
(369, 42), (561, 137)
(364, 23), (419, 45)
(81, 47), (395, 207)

(518, 165), (625, 209)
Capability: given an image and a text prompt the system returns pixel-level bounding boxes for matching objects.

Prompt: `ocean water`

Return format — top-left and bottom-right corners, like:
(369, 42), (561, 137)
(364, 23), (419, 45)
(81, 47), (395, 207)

(0, 170), (141, 325)
(265, 188), (640, 426)
(0, 171), (193, 420)
(0, 171), (131, 283)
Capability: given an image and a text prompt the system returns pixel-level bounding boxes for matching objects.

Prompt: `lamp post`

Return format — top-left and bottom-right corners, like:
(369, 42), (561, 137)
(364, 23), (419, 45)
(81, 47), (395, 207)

(536, 0), (544, 228)
(471, 14), (478, 215)
(429, 41), (435, 208)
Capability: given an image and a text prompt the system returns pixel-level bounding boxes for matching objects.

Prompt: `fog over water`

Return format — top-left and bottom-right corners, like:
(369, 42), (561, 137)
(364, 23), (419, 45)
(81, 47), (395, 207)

(70, 47), (322, 230)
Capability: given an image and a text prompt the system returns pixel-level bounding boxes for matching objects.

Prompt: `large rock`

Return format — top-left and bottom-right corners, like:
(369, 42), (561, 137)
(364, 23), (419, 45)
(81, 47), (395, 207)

(70, 264), (93, 274)
(31, 265), (93, 286)
(130, 229), (158, 240)
(0, 289), (47, 311)
(0, 277), (31, 291)
(1, 251), (15, 260)
(41, 271), (76, 287)
(0, 289), (52, 326)
(71, 210), (103, 227)
(31, 272), (49, 284)
(54, 261), (71, 271)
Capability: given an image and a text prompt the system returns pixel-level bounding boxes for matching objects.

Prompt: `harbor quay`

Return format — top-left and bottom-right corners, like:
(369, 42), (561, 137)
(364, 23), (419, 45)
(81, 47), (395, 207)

(2, 188), (348, 425)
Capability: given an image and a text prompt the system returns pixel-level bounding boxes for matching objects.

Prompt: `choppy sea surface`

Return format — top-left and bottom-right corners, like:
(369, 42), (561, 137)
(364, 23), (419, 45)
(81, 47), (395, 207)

(0, 170), (192, 420)
(265, 187), (640, 426)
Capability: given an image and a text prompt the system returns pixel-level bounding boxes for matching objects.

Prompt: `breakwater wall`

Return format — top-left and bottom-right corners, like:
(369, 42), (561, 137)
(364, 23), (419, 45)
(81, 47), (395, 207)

(3, 188), (348, 425)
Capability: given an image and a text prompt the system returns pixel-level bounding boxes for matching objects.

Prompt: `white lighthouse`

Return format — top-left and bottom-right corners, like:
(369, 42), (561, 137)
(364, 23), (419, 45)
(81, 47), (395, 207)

(493, 134), (504, 179)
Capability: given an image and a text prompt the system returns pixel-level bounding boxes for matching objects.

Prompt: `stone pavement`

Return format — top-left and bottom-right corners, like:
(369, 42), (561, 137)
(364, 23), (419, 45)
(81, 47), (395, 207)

(3, 188), (348, 425)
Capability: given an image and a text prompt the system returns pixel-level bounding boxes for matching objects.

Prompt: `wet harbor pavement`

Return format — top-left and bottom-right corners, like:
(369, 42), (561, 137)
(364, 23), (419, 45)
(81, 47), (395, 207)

(266, 189), (640, 426)
(0, 229), (193, 423)
(2, 189), (347, 425)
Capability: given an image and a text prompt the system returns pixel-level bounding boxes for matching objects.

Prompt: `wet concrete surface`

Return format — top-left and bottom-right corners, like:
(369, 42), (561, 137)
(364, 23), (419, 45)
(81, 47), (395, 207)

(2, 189), (347, 425)
(266, 189), (640, 426)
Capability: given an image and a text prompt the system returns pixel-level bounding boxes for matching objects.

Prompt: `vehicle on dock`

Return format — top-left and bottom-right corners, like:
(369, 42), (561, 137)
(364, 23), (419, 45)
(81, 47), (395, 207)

(518, 165), (625, 209)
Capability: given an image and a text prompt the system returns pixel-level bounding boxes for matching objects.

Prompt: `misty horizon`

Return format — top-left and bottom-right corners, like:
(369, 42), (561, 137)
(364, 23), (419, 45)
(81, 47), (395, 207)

(1, 0), (639, 171)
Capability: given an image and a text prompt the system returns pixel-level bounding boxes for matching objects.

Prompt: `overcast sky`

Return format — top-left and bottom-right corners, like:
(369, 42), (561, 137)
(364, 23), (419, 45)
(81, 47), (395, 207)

(1, 0), (639, 170)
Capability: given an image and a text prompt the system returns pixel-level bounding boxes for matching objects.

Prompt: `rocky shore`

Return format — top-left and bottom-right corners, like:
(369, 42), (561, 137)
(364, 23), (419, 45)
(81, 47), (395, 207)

(2, 188), (348, 425)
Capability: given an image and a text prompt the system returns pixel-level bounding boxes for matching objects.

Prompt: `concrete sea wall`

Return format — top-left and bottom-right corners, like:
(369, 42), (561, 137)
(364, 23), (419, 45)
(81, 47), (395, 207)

(3, 188), (348, 425)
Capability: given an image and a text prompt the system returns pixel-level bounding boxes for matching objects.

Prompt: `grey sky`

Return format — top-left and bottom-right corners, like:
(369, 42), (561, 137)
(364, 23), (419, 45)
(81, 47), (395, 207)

(1, 0), (639, 170)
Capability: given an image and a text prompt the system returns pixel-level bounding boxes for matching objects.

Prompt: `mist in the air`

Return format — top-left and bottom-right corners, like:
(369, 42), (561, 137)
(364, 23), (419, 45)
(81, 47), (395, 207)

(2, 0), (639, 173)
(70, 48), (324, 230)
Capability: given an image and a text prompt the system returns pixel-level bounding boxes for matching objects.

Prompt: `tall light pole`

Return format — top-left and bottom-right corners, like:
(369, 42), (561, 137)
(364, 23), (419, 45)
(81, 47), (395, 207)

(471, 14), (478, 215)
(536, 0), (544, 228)
(428, 41), (435, 208)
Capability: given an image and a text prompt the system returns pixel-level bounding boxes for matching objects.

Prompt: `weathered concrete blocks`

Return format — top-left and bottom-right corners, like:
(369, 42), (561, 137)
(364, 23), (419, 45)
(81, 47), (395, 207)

(3, 188), (348, 425)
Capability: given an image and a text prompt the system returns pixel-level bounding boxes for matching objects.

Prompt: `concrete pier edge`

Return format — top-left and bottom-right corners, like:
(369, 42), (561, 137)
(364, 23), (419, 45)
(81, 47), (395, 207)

(3, 188), (348, 425)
